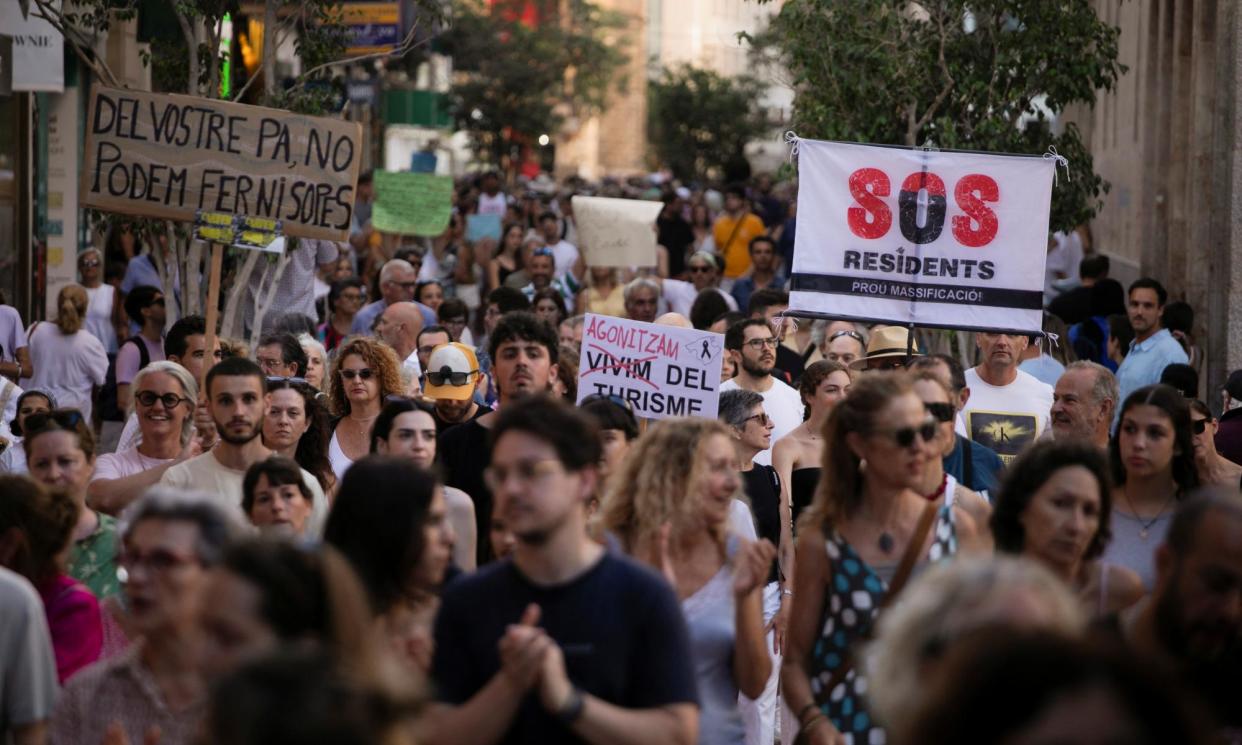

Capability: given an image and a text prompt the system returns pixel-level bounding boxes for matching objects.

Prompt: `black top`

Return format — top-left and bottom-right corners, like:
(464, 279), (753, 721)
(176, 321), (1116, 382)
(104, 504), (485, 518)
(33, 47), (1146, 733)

(1047, 284), (1093, 326)
(791, 467), (821, 529)
(433, 554), (699, 744)
(775, 345), (805, 385)
(742, 465), (782, 584)
(656, 215), (694, 278)
(439, 418), (494, 565)
(432, 403), (493, 437)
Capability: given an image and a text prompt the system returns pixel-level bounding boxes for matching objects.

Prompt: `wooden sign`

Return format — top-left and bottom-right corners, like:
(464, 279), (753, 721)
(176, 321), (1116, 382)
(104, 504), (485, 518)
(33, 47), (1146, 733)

(81, 85), (363, 241)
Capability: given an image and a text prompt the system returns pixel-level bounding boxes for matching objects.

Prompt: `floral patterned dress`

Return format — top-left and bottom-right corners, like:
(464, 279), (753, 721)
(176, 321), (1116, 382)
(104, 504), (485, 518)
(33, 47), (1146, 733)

(69, 511), (120, 601)
(806, 504), (957, 745)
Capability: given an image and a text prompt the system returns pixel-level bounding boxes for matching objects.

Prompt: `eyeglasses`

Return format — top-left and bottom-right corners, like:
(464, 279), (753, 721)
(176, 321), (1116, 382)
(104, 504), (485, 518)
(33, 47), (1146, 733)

(117, 548), (200, 578)
(828, 330), (864, 344)
(743, 337), (780, 351)
(427, 369), (478, 386)
(266, 376), (310, 390)
(483, 458), (563, 492)
(688, 265), (713, 274)
(581, 392), (634, 413)
(135, 391), (190, 409)
(925, 402), (955, 423)
(744, 412), (773, 427)
(1192, 418), (1210, 435)
(874, 419), (938, 448)
(339, 368), (375, 381)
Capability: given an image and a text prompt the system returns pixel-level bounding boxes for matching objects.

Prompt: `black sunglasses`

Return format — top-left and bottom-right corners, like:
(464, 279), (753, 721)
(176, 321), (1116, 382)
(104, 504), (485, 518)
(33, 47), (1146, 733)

(828, 330), (864, 344)
(24, 409), (85, 433)
(339, 369), (375, 381)
(876, 419), (938, 448)
(135, 391), (190, 409)
(580, 392), (634, 413)
(925, 402), (955, 423)
(427, 369), (477, 386)
(1192, 418), (1210, 435)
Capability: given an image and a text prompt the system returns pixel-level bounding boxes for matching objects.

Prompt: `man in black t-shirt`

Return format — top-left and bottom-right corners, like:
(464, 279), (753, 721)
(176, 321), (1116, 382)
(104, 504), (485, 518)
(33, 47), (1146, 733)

(426, 396), (699, 745)
(440, 313), (560, 565)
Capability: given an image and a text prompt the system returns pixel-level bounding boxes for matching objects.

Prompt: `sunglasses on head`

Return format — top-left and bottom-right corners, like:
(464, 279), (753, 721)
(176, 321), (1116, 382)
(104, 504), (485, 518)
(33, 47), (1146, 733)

(925, 402), (955, 423)
(24, 409), (85, 432)
(580, 392), (635, 413)
(427, 369), (477, 387)
(339, 368), (375, 381)
(876, 419), (938, 448)
(829, 330), (864, 343)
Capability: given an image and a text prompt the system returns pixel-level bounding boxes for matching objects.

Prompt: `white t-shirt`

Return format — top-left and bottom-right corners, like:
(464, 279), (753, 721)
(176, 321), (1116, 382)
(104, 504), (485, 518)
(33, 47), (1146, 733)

(21, 323), (108, 422)
(0, 378), (20, 442)
(661, 280), (738, 318)
(544, 239), (580, 278)
(160, 449), (328, 536)
(83, 284), (118, 354)
(477, 192), (508, 216)
(720, 376), (804, 466)
(961, 367), (1054, 464)
(93, 448), (176, 481)
(0, 305), (27, 364)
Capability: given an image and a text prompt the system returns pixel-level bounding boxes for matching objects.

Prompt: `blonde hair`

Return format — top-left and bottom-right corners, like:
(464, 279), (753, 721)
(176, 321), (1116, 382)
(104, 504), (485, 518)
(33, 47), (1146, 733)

(55, 284), (88, 335)
(595, 418), (740, 560)
(800, 371), (915, 534)
(864, 556), (1085, 728)
(327, 336), (404, 417)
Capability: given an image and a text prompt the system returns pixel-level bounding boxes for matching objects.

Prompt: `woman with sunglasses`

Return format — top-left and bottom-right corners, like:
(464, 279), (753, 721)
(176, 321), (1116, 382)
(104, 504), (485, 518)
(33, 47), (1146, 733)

(23, 284), (108, 422)
(78, 248), (121, 355)
(773, 360), (851, 530)
(263, 377), (335, 493)
(1103, 384), (1199, 589)
(23, 409), (120, 602)
(910, 372), (993, 540)
(0, 389), (54, 475)
(370, 398), (477, 571)
(89, 362), (200, 515)
(782, 373), (985, 745)
(991, 440), (1144, 617)
(319, 278), (366, 353)
(597, 418), (776, 745)
(326, 337), (404, 482)
(1188, 399), (1242, 486)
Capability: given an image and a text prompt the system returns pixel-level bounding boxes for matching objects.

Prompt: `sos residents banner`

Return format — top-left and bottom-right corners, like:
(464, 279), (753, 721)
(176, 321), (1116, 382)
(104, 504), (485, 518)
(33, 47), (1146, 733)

(789, 138), (1054, 334)
(576, 314), (722, 420)
(81, 86), (362, 241)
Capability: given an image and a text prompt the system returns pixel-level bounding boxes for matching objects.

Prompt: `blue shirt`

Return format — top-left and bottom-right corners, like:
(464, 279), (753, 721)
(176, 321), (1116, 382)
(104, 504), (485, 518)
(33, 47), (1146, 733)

(1116, 328), (1188, 407)
(943, 435), (1005, 500)
(729, 271), (788, 313)
(1018, 354), (1065, 388)
(350, 299), (436, 335)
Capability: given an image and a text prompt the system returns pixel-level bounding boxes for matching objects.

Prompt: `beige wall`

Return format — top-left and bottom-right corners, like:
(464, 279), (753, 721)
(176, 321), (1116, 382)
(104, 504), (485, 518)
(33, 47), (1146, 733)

(1072, 0), (1242, 397)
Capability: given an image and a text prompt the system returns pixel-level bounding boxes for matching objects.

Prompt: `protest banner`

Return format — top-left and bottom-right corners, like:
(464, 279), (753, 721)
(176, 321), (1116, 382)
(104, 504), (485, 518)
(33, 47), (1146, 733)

(576, 313), (722, 420)
(572, 196), (661, 268)
(788, 137), (1055, 334)
(466, 213), (502, 243)
(371, 171), (452, 236)
(80, 85), (362, 241)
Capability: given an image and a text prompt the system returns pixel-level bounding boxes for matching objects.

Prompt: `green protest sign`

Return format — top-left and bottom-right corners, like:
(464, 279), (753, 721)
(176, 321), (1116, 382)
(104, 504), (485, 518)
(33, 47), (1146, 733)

(371, 171), (453, 236)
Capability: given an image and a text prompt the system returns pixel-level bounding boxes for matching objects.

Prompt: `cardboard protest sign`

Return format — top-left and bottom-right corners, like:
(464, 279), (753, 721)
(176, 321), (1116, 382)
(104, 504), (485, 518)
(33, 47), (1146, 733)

(576, 314), (722, 420)
(371, 171), (452, 236)
(466, 213), (502, 243)
(572, 196), (661, 268)
(789, 137), (1054, 334)
(81, 85), (362, 241)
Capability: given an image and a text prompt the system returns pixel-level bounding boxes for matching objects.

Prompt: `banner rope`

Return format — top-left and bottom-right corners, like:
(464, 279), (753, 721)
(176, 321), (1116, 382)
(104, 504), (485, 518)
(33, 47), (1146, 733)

(1043, 146), (1071, 185)
(784, 131), (801, 163)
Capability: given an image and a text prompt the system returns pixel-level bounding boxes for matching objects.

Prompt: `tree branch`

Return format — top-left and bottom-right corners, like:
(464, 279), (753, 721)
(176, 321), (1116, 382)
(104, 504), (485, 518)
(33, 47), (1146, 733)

(911, 6), (955, 139)
(31, 0), (120, 87)
(174, 8), (200, 95)
(294, 20), (424, 85)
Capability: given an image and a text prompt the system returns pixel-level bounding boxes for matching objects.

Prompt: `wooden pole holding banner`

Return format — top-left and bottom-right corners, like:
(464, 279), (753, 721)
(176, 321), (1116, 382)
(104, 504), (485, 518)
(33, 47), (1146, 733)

(200, 243), (224, 396)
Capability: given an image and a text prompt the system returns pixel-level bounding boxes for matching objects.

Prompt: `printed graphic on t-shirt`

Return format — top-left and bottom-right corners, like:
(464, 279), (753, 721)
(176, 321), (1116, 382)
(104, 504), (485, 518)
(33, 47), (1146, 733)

(967, 410), (1038, 462)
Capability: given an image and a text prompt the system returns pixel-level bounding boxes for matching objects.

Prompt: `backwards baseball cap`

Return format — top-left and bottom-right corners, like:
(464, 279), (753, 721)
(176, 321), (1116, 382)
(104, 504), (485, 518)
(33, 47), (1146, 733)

(423, 343), (480, 401)
(1225, 369), (1242, 401)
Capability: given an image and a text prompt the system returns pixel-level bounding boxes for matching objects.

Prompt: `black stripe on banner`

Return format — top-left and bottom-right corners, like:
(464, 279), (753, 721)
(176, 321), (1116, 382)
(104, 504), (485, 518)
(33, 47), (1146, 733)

(790, 273), (1043, 310)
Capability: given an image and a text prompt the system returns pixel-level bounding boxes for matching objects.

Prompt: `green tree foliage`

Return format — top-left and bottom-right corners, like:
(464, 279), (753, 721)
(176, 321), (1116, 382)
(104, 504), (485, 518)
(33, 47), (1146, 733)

(648, 65), (773, 182)
(441, 0), (630, 169)
(752, 1), (1123, 231)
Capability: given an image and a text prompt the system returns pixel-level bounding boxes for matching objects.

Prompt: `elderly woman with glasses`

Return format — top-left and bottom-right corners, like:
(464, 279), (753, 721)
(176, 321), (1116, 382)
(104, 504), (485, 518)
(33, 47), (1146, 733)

(781, 373), (986, 745)
(89, 362), (201, 516)
(326, 337), (404, 482)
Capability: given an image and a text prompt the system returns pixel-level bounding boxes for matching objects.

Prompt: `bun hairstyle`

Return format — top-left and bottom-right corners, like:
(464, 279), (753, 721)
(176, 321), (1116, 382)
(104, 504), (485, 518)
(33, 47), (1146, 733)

(56, 284), (88, 335)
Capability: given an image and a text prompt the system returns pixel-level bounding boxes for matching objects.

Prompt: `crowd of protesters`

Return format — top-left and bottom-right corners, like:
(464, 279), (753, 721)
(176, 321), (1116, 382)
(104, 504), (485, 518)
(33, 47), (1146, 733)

(0, 169), (1238, 745)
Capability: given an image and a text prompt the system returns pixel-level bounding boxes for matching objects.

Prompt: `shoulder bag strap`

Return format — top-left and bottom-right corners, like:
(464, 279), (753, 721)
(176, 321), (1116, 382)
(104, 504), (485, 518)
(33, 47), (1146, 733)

(962, 436), (975, 492)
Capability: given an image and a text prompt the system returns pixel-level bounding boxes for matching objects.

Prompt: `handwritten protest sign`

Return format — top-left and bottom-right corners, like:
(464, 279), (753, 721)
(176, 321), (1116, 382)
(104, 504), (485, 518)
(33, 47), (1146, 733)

(81, 85), (362, 241)
(371, 171), (452, 236)
(572, 196), (661, 267)
(466, 213), (502, 243)
(789, 137), (1054, 334)
(576, 314), (722, 420)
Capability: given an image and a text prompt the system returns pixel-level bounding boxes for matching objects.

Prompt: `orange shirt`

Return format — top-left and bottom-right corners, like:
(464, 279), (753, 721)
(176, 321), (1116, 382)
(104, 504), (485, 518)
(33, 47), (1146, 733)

(713, 212), (767, 278)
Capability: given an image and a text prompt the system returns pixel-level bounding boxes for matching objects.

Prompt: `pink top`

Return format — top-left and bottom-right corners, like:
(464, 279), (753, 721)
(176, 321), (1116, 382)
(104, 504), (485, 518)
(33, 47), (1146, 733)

(37, 574), (103, 683)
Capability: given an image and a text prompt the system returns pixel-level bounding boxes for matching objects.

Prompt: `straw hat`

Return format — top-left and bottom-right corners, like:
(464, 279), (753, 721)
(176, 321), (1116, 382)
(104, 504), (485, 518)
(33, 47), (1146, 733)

(850, 325), (922, 370)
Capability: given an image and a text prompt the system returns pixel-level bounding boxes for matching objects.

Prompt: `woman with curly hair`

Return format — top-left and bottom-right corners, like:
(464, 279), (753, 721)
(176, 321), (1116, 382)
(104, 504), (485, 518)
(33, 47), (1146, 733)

(992, 439), (1144, 617)
(326, 336), (403, 482)
(263, 378), (335, 493)
(596, 417), (776, 745)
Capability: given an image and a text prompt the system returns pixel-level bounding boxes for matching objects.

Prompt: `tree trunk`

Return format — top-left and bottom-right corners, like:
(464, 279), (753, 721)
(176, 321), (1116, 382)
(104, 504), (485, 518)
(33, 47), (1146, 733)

(221, 249), (263, 340)
(176, 10), (199, 95)
(263, 0), (279, 100)
(250, 251), (293, 344)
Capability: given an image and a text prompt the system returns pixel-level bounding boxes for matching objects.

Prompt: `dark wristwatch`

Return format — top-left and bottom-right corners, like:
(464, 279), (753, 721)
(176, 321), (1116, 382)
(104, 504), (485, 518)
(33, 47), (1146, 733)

(555, 686), (585, 724)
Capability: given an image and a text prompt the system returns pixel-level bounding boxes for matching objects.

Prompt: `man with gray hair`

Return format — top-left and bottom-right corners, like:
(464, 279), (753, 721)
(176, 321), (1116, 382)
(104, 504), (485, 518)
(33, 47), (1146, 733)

(1050, 360), (1118, 451)
(51, 487), (239, 745)
(623, 277), (660, 323)
(351, 258), (436, 335)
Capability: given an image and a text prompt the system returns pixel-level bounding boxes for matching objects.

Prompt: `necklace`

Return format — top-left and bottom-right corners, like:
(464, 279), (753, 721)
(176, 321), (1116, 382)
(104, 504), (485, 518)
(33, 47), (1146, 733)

(923, 473), (949, 502)
(878, 531), (895, 553)
(1120, 487), (1175, 539)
